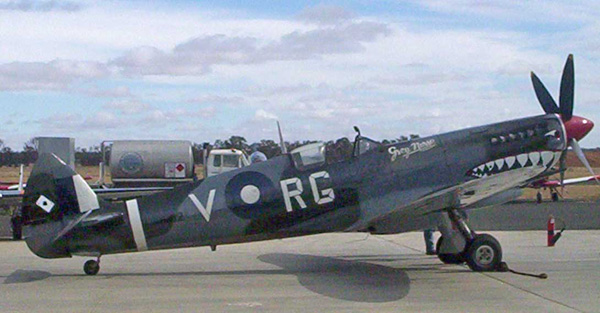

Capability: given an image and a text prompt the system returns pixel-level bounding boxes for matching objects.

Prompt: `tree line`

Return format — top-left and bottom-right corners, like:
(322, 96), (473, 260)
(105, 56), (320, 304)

(0, 134), (421, 167)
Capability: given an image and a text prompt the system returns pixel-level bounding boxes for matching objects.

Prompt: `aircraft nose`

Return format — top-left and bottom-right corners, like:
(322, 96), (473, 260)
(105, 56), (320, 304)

(564, 115), (594, 142)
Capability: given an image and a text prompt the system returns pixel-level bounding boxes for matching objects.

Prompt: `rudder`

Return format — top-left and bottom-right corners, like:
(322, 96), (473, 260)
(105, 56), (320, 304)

(22, 153), (99, 225)
(21, 153), (100, 258)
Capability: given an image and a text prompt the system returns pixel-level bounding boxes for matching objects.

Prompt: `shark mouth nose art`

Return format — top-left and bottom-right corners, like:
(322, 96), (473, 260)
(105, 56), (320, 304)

(467, 151), (561, 178)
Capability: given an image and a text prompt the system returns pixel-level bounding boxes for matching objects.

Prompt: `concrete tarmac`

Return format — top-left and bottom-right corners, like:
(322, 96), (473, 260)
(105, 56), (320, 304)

(1, 231), (599, 313)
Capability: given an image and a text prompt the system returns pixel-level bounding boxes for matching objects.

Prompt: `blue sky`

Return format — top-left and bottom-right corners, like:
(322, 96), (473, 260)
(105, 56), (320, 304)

(1, 0), (600, 150)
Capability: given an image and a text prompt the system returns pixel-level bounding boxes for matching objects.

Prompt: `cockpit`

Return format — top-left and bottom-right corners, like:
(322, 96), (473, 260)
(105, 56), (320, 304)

(290, 143), (327, 171)
(289, 127), (381, 170)
(354, 136), (380, 156)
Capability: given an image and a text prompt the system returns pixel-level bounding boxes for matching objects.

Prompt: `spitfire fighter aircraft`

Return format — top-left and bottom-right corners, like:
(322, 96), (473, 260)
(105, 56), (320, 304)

(20, 55), (596, 275)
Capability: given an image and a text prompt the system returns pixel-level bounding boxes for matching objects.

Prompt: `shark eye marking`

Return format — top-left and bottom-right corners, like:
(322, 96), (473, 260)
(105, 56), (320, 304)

(467, 151), (560, 178)
(545, 130), (559, 138)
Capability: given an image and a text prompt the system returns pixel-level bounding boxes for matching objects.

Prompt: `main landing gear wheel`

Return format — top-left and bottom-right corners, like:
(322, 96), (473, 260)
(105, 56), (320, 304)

(551, 191), (559, 202)
(536, 192), (543, 203)
(84, 259), (100, 276)
(436, 236), (464, 264)
(463, 234), (502, 272)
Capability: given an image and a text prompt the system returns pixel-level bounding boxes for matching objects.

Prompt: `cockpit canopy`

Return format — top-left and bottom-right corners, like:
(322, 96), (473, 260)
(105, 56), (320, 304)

(289, 134), (382, 170)
(290, 143), (326, 170)
(354, 136), (380, 156)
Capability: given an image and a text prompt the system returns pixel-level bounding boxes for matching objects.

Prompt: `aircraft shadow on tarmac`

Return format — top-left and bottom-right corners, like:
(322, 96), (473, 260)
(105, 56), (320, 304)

(4, 270), (51, 284)
(4, 253), (411, 303)
(258, 253), (410, 302)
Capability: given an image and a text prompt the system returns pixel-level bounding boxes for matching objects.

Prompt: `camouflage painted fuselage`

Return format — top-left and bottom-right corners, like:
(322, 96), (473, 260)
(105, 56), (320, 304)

(23, 114), (566, 259)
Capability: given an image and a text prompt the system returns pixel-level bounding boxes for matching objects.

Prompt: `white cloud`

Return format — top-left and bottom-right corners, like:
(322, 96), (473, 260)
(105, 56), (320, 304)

(111, 20), (390, 76)
(139, 107), (216, 125)
(296, 4), (354, 25)
(254, 109), (278, 120)
(0, 59), (109, 90)
(0, 0), (83, 12)
(83, 111), (123, 129)
(80, 86), (132, 98)
(186, 95), (244, 105)
(105, 100), (152, 115)
(3, 2), (600, 149)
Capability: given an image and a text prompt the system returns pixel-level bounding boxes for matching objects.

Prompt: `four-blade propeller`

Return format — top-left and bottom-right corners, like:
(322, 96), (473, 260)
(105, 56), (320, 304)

(530, 54), (597, 186)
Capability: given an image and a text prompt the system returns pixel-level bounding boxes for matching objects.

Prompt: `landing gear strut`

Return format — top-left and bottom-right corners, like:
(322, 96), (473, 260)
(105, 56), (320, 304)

(84, 257), (101, 275)
(436, 236), (464, 264)
(437, 209), (503, 272)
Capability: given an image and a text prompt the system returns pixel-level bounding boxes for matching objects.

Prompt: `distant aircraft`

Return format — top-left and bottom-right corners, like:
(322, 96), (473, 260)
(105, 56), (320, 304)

(0, 182), (19, 190)
(0, 165), (25, 196)
(529, 175), (600, 203)
(16, 55), (596, 275)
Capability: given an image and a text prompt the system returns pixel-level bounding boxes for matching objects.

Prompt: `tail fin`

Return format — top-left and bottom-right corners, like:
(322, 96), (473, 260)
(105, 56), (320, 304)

(22, 153), (99, 226)
(22, 153), (100, 258)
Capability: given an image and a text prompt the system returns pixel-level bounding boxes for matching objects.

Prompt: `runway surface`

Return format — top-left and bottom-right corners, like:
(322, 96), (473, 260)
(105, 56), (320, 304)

(1, 231), (599, 312)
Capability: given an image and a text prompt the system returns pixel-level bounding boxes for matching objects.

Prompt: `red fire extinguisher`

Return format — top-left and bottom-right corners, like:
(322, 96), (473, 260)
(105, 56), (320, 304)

(547, 215), (555, 247)
(547, 215), (565, 247)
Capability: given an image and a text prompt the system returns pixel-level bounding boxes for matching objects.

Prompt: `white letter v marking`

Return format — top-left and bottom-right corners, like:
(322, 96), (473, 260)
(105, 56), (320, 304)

(189, 190), (216, 222)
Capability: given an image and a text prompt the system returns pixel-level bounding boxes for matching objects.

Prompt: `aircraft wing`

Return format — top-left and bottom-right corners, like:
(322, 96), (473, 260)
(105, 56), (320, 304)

(359, 166), (545, 234)
(556, 175), (600, 186)
(0, 190), (23, 198)
(1, 186), (171, 200)
(534, 175), (600, 188)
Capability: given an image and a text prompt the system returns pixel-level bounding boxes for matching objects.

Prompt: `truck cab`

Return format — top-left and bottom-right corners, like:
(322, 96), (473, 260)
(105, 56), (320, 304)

(206, 149), (251, 177)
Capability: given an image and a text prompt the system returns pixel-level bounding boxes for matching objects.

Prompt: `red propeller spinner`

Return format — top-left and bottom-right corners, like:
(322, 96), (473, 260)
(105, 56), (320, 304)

(564, 115), (594, 142)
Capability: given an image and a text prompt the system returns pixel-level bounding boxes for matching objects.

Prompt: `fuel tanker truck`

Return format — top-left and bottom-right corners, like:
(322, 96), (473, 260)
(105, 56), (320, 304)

(106, 140), (196, 187)
(102, 140), (250, 188)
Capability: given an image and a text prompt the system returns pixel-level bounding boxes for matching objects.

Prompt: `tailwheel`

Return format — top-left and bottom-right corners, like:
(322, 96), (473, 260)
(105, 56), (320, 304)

(436, 236), (464, 264)
(84, 259), (100, 276)
(464, 234), (502, 272)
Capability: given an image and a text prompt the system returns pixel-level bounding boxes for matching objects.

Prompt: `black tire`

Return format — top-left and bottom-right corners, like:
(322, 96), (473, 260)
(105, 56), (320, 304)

(436, 236), (464, 264)
(536, 192), (542, 204)
(10, 213), (23, 240)
(11, 219), (22, 240)
(84, 260), (100, 276)
(551, 192), (559, 202)
(12, 227), (22, 240)
(464, 234), (502, 272)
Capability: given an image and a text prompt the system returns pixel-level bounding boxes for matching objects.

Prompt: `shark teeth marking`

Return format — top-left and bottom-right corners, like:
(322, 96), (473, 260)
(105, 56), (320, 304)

(529, 152), (540, 166)
(541, 151), (554, 166)
(517, 154), (529, 167)
(495, 159), (505, 170)
(468, 150), (557, 178)
(505, 156), (516, 168)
